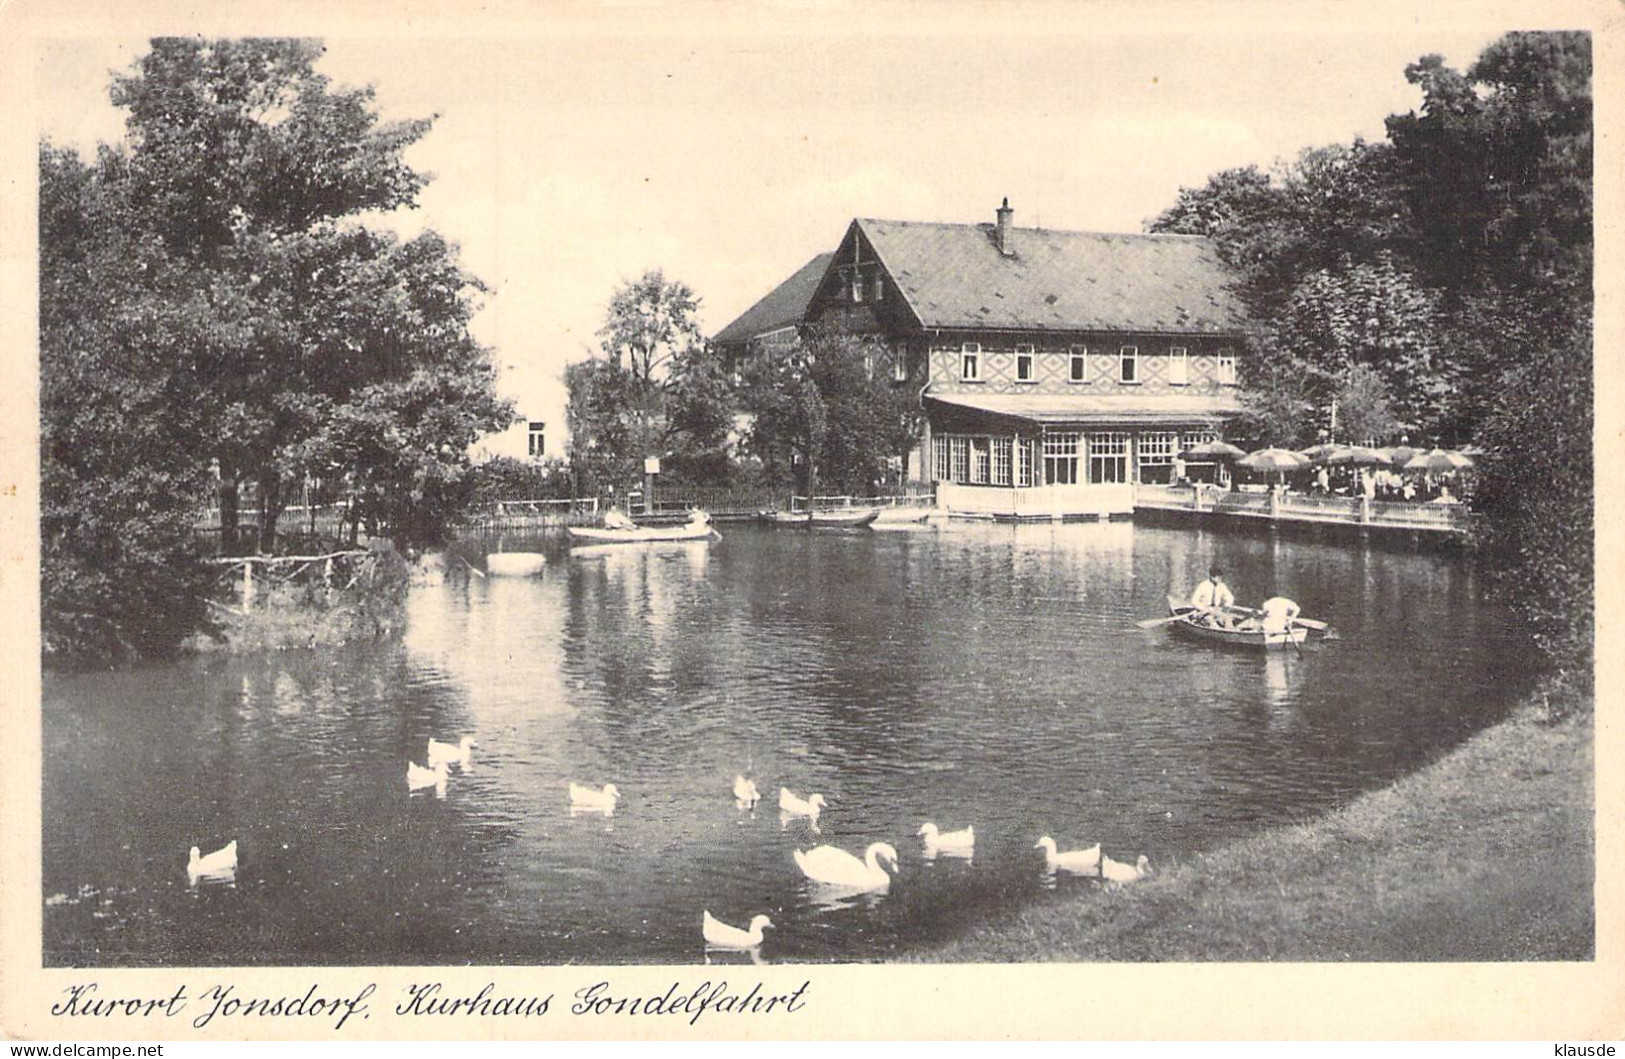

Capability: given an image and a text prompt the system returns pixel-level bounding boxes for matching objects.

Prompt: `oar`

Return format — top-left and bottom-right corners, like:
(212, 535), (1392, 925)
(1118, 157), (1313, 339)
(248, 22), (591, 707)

(1136, 613), (1190, 629)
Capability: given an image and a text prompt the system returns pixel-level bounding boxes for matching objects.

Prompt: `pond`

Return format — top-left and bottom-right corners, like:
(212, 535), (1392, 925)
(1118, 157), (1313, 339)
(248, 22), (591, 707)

(42, 521), (1537, 965)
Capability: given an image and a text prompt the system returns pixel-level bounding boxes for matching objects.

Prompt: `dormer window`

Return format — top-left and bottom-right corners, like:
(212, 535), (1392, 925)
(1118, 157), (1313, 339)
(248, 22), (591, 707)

(961, 343), (981, 382)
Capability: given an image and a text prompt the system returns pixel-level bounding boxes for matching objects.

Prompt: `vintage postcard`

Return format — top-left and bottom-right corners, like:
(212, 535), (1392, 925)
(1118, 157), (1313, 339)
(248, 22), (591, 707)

(2, 0), (1619, 1041)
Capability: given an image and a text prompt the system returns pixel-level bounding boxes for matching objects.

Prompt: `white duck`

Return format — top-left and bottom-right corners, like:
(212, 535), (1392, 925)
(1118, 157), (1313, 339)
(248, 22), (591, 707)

(1101, 853), (1152, 884)
(427, 736), (477, 769)
(702, 911), (773, 950)
(187, 840), (238, 879)
(793, 843), (899, 893)
(1035, 836), (1102, 875)
(407, 760), (449, 792)
(918, 822), (975, 856)
(569, 782), (621, 812)
(778, 787), (826, 820)
(733, 775), (760, 809)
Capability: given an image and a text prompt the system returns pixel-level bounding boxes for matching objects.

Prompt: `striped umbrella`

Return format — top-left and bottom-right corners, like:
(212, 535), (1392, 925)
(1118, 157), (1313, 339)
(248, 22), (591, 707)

(1298, 443), (1342, 464)
(1181, 440), (1247, 461)
(1325, 445), (1393, 467)
(1404, 448), (1475, 473)
(1237, 447), (1310, 473)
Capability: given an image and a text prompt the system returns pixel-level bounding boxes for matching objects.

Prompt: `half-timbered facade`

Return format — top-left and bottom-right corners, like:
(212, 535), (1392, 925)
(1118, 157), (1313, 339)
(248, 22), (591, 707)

(715, 200), (1249, 517)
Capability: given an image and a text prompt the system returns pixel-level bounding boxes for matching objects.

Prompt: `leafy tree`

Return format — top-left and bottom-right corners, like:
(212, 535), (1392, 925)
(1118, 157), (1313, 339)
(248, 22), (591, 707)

(1333, 364), (1404, 445)
(596, 270), (706, 383)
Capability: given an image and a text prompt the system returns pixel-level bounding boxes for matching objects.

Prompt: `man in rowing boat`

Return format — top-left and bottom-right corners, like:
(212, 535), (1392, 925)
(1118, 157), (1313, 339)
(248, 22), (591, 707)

(603, 506), (635, 530)
(1189, 566), (1236, 629)
(1238, 595), (1301, 636)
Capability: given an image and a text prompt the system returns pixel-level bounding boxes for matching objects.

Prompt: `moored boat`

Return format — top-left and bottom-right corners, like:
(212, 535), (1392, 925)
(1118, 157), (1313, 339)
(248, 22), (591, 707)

(761, 508), (881, 528)
(870, 506), (935, 525)
(486, 552), (547, 577)
(567, 517), (719, 545)
(1164, 595), (1308, 650)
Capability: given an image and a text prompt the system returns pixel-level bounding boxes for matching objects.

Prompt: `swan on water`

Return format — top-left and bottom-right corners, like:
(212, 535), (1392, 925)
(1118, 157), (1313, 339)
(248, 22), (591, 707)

(918, 822), (975, 856)
(779, 787), (826, 819)
(1101, 853), (1152, 884)
(1034, 836), (1101, 875)
(187, 840), (238, 879)
(408, 760), (449, 793)
(793, 843), (898, 893)
(733, 775), (760, 808)
(702, 911), (774, 950)
(569, 782), (621, 812)
(427, 736), (477, 769)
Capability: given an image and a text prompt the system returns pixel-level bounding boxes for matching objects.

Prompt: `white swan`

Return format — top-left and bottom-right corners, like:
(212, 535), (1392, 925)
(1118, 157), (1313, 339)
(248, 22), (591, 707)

(407, 760), (448, 792)
(1101, 853), (1152, 884)
(702, 911), (773, 949)
(187, 840), (238, 878)
(918, 822), (975, 855)
(1035, 836), (1101, 875)
(569, 782), (620, 812)
(779, 787), (826, 819)
(427, 736), (477, 769)
(733, 775), (760, 808)
(793, 843), (898, 893)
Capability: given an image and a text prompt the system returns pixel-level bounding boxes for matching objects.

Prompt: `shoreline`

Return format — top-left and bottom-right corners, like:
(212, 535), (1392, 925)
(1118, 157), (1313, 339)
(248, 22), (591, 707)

(913, 691), (1593, 962)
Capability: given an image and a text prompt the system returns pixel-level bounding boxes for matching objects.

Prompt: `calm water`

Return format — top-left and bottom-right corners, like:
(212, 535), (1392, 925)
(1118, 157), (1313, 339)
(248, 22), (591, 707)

(43, 522), (1537, 965)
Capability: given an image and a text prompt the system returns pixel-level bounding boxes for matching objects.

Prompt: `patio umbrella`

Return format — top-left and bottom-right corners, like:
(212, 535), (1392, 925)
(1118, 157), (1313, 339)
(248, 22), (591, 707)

(1237, 448), (1310, 473)
(1181, 440), (1246, 460)
(1324, 445), (1393, 467)
(1404, 448), (1475, 473)
(1379, 445), (1419, 465)
(1298, 443), (1342, 464)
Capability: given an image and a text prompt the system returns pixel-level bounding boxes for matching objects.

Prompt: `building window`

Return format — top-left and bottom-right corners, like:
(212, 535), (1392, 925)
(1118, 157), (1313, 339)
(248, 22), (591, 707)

(1042, 431), (1080, 485)
(851, 272), (864, 302)
(1069, 346), (1088, 383)
(527, 421), (546, 458)
(1168, 346), (1189, 386)
(1217, 349), (1237, 385)
(1088, 431), (1129, 484)
(992, 437), (1013, 486)
(893, 349), (908, 382)
(1015, 344), (1036, 383)
(961, 343), (981, 382)
(1181, 429), (1217, 451)
(873, 274), (885, 301)
(1119, 346), (1139, 384)
(950, 436), (969, 482)
(1138, 431), (1179, 484)
(933, 435), (950, 481)
(1015, 437), (1034, 487)
(970, 438), (990, 484)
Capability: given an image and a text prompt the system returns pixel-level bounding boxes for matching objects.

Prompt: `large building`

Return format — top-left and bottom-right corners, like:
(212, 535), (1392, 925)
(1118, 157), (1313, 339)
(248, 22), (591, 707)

(714, 200), (1249, 517)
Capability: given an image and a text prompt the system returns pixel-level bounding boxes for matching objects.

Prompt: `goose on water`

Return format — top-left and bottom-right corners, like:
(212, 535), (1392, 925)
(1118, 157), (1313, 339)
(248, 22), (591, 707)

(407, 760), (449, 792)
(733, 775), (760, 808)
(778, 787), (826, 819)
(702, 911), (774, 950)
(569, 782), (620, 812)
(1101, 853), (1152, 884)
(187, 840), (238, 879)
(793, 843), (898, 893)
(918, 822), (975, 855)
(427, 736), (477, 769)
(1034, 836), (1102, 875)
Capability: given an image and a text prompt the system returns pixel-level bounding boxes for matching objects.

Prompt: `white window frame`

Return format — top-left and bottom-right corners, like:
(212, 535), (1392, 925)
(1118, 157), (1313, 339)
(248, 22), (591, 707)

(1168, 346), (1189, 386)
(1088, 431), (1130, 484)
(1015, 343), (1036, 383)
(1217, 348), (1237, 385)
(933, 435), (950, 481)
(950, 436), (969, 482)
(970, 437), (990, 484)
(1042, 431), (1081, 486)
(961, 343), (982, 382)
(992, 436), (1013, 486)
(1069, 346), (1089, 384)
(1120, 346), (1139, 384)
(872, 274), (884, 301)
(892, 349), (908, 382)
(1015, 437), (1034, 487)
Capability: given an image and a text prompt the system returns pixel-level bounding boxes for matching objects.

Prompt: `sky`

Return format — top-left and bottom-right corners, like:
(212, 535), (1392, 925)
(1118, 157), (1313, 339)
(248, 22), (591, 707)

(31, 8), (1509, 458)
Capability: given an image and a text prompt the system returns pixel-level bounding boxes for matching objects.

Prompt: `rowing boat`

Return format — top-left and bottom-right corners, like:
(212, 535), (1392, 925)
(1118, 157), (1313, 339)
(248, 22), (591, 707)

(486, 552), (547, 577)
(761, 508), (881, 528)
(870, 507), (934, 525)
(1163, 595), (1308, 650)
(566, 518), (718, 544)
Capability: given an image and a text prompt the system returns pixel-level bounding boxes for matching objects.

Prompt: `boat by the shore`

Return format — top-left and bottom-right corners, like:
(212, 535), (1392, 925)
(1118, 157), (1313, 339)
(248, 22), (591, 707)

(1163, 595), (1308, 650)
(567, 518), (719, 545)
(761, 508), (881, 528)
(486, 552), (547, 577)
(870, 507), (935, 525)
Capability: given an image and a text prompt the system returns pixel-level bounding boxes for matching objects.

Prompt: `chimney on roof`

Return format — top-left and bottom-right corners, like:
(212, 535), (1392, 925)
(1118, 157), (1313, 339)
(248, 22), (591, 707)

(995, 197), (1014, 256)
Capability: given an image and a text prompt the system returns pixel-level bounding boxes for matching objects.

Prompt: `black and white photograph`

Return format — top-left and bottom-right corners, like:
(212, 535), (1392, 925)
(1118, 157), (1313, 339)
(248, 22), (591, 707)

(3, 0), (1616, 1041)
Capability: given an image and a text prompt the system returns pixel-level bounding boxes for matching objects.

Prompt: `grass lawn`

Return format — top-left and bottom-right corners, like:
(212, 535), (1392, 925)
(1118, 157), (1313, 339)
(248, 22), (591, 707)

(915, 694), (1593, 962)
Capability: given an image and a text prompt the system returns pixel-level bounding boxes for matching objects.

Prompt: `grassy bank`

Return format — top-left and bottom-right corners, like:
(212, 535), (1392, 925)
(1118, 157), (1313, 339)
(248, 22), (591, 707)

(917, 695), (1593, 962)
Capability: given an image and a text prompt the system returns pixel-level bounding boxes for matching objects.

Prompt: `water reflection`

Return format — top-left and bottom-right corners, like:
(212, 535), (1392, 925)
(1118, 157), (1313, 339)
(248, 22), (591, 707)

(43, 524), (1536, 965)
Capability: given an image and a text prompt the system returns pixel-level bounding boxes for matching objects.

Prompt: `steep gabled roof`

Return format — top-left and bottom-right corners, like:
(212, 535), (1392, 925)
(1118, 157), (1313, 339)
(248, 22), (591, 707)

(855, 219), (1247, 335)
(713, 252), (836, 345)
